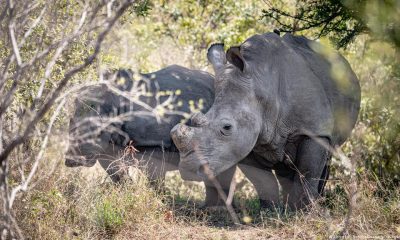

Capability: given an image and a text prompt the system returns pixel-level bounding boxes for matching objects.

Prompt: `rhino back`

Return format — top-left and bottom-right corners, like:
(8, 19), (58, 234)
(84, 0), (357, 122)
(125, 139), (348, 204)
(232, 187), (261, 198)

(120, 65), (214, 148)
(70, 65), (214, 151)
(142, 65), (214, 112)
(282, 34), (361, 145)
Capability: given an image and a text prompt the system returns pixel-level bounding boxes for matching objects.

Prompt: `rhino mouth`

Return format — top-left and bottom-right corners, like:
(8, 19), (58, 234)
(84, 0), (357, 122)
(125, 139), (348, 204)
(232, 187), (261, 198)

(179, 168), (203, 181)
(178, 152), (214, 182)
(178, 157), (205, 181)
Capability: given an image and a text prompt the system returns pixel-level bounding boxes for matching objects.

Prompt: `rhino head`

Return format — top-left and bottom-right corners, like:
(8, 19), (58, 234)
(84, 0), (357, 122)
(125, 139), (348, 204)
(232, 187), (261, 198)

(171, 41), (275, 181)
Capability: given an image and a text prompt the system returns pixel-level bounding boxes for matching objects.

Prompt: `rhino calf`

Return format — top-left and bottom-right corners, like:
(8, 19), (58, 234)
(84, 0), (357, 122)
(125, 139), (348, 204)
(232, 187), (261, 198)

(65, 65), (235, 206)
(171, 32), (361, 209)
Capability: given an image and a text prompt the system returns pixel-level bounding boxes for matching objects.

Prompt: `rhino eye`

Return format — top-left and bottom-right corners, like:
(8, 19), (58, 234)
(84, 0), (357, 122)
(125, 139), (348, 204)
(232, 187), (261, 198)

(223, 124), (232, 131)
(220, 124), (233, 136)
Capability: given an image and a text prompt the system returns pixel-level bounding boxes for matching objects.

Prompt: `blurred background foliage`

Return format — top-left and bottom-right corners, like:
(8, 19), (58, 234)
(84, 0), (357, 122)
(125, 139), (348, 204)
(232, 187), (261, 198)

(105, 0), (269, 71)
(262, 0), (400, 49)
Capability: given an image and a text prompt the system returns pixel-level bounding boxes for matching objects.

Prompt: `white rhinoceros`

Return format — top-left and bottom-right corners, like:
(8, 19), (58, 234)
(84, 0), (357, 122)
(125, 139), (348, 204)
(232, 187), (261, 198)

(171, 32), (361, 209)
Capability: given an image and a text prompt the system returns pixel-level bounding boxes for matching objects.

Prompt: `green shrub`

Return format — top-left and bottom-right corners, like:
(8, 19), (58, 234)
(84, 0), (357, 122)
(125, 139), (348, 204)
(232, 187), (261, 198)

(94, 197), (124, 234)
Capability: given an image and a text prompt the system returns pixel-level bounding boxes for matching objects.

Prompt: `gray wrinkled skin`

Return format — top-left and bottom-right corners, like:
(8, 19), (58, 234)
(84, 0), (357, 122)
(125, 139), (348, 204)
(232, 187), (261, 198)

(66, 65), (234, 206)
(171, 33), (361, 209)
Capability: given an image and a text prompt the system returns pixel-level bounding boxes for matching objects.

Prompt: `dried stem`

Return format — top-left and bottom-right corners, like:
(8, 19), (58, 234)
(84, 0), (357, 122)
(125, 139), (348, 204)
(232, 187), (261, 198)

(202, 163), (241, 225)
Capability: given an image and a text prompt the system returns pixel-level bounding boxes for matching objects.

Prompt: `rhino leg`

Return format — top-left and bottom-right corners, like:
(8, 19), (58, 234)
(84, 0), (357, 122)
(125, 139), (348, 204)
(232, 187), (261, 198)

(203, 165), (236, 207)
(318, 158), (331, 194)
(275, 175), (293, 209)
(239, 157), (280, 210)
(288, 136), (330, 209)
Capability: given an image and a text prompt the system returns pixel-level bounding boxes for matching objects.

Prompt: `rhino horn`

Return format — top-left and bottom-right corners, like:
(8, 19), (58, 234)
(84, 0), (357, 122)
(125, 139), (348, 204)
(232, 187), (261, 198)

(207, 43), (226, 74)
(170, 123), (194, 151)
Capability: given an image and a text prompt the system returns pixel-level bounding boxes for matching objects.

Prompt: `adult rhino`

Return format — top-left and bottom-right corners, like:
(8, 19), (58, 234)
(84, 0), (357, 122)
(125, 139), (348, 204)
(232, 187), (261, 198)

(65, 65), (235, 206)
(171, 33), (361, 209)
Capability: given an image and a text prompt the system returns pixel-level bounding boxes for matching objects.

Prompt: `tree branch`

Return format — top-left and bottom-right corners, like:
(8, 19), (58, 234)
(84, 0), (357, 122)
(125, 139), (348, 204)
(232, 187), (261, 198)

(0, 0), (135, 165)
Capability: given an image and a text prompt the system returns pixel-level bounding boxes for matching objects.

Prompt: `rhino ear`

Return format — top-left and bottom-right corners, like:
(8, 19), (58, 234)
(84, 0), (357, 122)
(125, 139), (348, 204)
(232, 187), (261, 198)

(226, 46), (244, 72)
(207, 43), (226, 73)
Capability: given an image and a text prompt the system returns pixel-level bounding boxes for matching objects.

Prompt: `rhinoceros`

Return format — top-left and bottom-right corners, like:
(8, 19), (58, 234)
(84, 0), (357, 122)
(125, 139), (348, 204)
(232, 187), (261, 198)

(65, 65), (237, 206)
(171, 33), (361, 209)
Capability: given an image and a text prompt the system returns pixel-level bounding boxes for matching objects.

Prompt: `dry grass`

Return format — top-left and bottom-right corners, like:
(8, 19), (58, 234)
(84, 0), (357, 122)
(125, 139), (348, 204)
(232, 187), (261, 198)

(9, 142), (400, 240)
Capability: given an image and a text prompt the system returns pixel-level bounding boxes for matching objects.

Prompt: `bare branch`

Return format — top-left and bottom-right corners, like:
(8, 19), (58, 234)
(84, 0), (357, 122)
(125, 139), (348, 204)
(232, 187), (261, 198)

(0, 0), (135, 165)
(18, 6), (46, 48)
(202, 163), (241, 225)
(8, 22), (22, 66)
(8, 98), (66, 208)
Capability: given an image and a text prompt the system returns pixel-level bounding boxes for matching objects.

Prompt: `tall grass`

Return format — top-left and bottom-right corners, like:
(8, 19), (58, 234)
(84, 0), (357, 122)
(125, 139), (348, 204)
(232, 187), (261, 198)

(10, 145), (400, 239)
